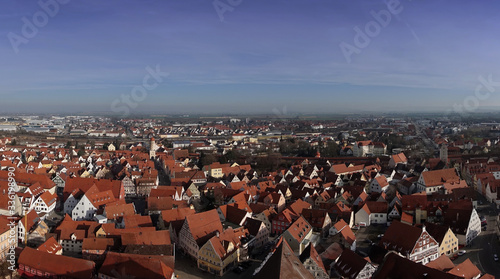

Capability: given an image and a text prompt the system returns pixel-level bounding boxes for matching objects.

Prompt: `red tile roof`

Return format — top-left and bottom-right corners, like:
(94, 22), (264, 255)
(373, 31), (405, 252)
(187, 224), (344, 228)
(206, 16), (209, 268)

(333, 219), (356, 245)
(123, 214), (153, 228)
(18, 247), (95, 279)
(380, 220), (424, 256)
(425, 254), (455, 272)
(105, 203), (135, 220)
(121, 230), (171, 246)
(421, 169), (460, 187)
(82, 237), (115, 251)
(374, 253), (463, 279)
(362, 201), (388, 214)
(99, 252), (174, 279)
(208, 227), (249, 260)
(333, 249), (371, 279)
(37, 191), (57, 207)
(254, 238), (314, 279)
(37, 237), (62, 254)
(288, 199), (311, 216)
(447, 259), (481, 279)
(285, 216), (312, 243)
(185, 209), (223, 246)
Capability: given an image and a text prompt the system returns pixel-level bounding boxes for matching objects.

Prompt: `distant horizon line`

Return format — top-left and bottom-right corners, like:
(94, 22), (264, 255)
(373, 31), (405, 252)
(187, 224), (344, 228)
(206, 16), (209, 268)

(2, 110), (500, 118)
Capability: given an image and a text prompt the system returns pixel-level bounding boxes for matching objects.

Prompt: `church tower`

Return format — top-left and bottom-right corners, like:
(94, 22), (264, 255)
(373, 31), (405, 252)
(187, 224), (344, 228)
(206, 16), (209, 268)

(149, 137), (156, 159)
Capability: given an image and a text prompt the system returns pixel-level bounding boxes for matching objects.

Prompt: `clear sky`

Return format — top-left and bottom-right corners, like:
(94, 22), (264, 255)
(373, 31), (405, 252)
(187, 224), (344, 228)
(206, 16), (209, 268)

(1, 0), (500, 115)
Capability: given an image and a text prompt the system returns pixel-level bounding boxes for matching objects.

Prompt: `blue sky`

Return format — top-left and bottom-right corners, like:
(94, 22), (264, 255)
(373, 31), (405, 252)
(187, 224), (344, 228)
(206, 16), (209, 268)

(1, 0), (500, 115)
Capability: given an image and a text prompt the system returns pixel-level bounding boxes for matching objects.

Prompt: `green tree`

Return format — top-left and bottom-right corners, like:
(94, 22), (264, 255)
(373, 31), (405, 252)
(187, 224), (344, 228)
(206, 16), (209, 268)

(320, 141), (340, 157)
(199, 152), (217, 168)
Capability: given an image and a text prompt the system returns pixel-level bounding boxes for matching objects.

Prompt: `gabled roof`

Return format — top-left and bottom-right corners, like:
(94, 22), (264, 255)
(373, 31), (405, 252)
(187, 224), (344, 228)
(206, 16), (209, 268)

(206, 227), (249, 261)
(299, 244), (327, 275)
(82, 237), (114, 251)
(333, 249), (371, 279)
(244, 218), (264, 236)
(36, 236), (62, 254)
(421, 169), (460, 187)
(361, 201), (388, 215)
(19, 247), (95, 279)
(185, 209), (223, 247)
(64, 177), (122, 201)
(21, 210), (40, 231)
(121, 230), (171, 246)
(424, 222), (451, 244)
(224, 205), (249, 225)
(87, 189), (116, 208)
(392, 152), (408, 164)
(161, 208), (195, 225)
(54, 216), (100, 241)
(285, 216), (312, 243)
(402, 193), (428, 210)
(380, 220), (423, 256)
(123, 214), (153, 228)
(374, 176), (389, 187)
(373, 253), (463, 279)
(253, 238), (314, 279)
(0, 170), (56, 190)
(36, 191), (57, 207)
(301, 209), (328, 229)
(425, 254), (455, 271)
(287, 199), (311, 216)
(99, 252), (174, 279)
(333, 219), (356, 245)
(275, 208), (298, 224)
(105, 203), (135, 220)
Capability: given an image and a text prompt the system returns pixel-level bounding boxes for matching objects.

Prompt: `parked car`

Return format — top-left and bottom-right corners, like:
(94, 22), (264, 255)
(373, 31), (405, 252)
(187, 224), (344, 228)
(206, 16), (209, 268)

(458, 250), (466, 256)
(377, 234), (384, 239)
(494, 254), (498, 262)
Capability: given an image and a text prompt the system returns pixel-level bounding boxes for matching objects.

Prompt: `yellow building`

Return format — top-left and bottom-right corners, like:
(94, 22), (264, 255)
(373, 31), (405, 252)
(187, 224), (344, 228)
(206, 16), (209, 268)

(0, 216), (17, 260)
(197, 228), (248, 276)
(425, 222), (459, 256)
(440, 229), (459, 256)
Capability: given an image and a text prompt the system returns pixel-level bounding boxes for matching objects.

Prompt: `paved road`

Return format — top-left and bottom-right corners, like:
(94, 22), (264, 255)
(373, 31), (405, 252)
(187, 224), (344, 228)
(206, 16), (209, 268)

(413, 122), (436, 156)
